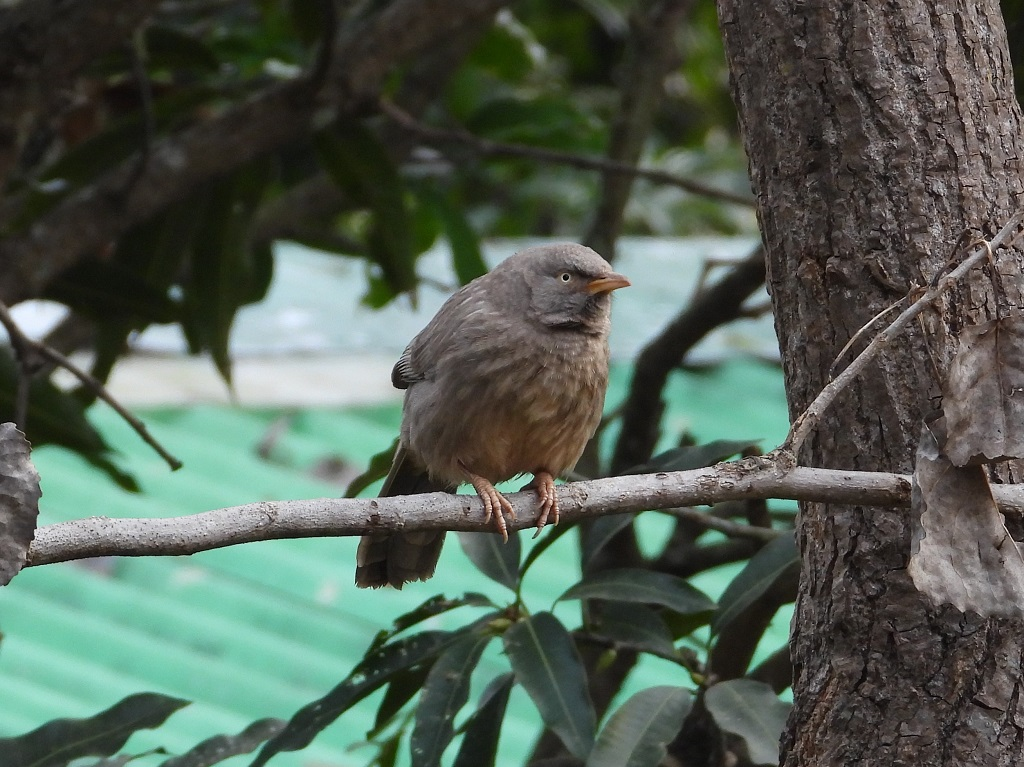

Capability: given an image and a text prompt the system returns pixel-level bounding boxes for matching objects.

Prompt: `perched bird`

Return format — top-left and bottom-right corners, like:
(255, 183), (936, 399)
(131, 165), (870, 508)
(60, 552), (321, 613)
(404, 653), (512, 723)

(355, 243), (629, 589)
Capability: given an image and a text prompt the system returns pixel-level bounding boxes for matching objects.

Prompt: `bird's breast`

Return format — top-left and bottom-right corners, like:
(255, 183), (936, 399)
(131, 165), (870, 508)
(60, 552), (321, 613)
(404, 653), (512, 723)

(405, 329), (610, 485)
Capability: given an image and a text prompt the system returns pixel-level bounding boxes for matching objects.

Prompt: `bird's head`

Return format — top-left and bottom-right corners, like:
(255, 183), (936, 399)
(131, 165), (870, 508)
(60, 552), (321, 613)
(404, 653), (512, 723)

(502, 243), (630, 333)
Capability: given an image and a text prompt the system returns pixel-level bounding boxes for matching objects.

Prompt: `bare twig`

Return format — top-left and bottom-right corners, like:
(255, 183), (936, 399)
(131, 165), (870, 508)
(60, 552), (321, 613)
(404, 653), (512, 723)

(0, 298), (182, 471)
(783, 207), (1024, 459)
(380, 100), (755, 208)
(663, 506), (783, 541)
(31, 458), (1017, 568)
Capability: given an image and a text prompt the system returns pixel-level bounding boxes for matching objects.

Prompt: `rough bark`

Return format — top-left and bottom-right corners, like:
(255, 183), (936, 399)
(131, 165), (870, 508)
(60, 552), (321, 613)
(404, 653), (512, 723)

(718, 0), (1024, 764)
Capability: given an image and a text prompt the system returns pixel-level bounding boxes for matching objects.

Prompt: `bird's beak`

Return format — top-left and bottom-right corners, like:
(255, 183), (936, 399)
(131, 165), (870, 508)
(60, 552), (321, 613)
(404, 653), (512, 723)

(585, 272), (631, 295)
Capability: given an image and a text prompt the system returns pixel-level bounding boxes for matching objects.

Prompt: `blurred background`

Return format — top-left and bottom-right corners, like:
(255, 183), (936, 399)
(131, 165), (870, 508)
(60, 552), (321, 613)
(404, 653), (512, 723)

(0, 0), (817, 764)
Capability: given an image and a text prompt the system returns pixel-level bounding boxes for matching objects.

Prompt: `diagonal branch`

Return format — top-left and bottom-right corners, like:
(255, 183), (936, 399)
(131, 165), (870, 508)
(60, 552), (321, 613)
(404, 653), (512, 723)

(0, 0), (512, 304)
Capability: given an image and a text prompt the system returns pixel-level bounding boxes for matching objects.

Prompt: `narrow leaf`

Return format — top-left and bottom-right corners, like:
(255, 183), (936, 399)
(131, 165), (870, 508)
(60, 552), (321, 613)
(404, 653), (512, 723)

(346, 438), (399, 497)
(581, 514), (636, 567)
(371, 665), (431, 737)
(434, 193), (487, 285)
(458, 531), (521, 591)
(586, 686), (693, 767)
(0, 424), (41, 586)
(411, 632), (493, 766)
(369, 593), (493, 651)
(623, 440), (760, 475)
(558, 569), (716, 617)
(159, 719), (285, 767)
(503, 612), (596, 759)
(252, 632), (453, 766)
(588, 603), (677, 660)
(0, 692), (189, 767)
(452, 674), (514, 767)
(711, 534), (798, 636)
(704, 679), (790, 766)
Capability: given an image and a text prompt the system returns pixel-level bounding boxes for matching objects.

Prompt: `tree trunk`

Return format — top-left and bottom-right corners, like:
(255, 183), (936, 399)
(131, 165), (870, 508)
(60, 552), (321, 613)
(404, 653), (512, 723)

(717, 0), (1024, 764)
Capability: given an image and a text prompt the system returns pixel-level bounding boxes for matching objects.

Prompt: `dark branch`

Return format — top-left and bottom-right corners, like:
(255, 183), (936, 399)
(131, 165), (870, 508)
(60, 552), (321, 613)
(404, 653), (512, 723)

(611, 244), (767, 473)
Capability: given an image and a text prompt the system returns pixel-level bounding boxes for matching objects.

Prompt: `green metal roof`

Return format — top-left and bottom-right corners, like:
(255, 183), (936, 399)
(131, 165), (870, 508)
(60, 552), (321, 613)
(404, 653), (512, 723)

(0, 358), (791, 766)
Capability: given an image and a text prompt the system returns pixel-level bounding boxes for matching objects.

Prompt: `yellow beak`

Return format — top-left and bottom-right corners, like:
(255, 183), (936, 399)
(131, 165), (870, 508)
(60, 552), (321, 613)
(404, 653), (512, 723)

(585, 272), (631, 295)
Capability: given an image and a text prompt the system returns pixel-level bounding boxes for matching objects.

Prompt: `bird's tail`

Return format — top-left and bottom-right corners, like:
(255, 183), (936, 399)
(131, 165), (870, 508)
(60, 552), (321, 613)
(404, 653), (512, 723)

(354, 445), (454, 589)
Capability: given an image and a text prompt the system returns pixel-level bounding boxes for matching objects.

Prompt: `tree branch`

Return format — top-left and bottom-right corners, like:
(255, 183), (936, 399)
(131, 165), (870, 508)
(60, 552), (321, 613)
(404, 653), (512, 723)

(26, 458), (1024, 568)
(611, 244), (766, 473)
(584, 0), (696, 259)
(0, 0), (512, 303)
(379, 100), (754, 208)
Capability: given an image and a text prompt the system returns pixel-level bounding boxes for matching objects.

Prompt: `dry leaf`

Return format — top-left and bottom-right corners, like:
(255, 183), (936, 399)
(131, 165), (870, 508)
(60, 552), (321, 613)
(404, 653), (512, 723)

(908, 416), (1024, 617)
(0, 423), (42, 586)
(942, 314), (1024, 466)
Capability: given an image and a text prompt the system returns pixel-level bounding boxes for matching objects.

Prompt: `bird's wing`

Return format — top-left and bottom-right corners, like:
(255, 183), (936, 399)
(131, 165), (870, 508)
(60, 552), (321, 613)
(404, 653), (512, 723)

(391, 344), (421, 389)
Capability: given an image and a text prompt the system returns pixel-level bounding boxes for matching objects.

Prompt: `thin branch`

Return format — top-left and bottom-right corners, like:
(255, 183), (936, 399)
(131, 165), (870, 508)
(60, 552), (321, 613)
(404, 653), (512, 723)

(611, 244), (766, 473)
(0, 298), (182, 471)
(379, 100), (755, 208)
(662, 506), (783, 541)
(30, 458), (1024, 568)
(783, 207), (1024, 459)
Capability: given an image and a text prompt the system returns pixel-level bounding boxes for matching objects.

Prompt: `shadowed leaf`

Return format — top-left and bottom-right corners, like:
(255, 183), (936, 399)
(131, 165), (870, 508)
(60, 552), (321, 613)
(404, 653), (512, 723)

(711, 533), (797, 636)
(582, 514), (636, 566)
(458, 531), (521, 590)
(369, 593), (493, 651)
(586, 686), (693, 767)
(588, 603), (677, 660)
(623, 439), (760, 475)
(908, 415), (1024, 616)
(503, 612), (596, 759)
(251, 632), (455, 766)
(704, 679), (790, 766)
(452, 674), (514, 767)
(0, 692), (189, 767)
(159, 719), (285, 767)
(411, 631), (493, 766)
(942, 314), (1024, 465)
(0, 424), (41, 586)
(346, 438), (400, 497)
(558, 568), (716, 617)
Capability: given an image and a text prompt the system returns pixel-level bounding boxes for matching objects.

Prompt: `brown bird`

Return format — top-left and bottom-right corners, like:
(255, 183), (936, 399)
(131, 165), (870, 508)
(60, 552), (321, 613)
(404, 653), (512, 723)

(355, 243), (629, 589)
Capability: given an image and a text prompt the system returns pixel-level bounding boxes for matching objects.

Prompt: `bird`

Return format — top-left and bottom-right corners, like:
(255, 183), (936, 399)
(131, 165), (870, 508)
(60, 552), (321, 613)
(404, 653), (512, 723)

(354, 242), (630, 589)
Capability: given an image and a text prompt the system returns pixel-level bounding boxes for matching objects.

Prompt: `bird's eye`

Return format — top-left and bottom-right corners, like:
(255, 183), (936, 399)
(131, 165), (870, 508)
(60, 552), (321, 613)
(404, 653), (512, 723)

(559, 272), (572, 282)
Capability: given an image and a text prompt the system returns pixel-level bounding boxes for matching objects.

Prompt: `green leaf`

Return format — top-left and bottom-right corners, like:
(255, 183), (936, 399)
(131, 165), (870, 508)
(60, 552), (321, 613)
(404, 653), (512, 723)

(452, 674), (514, 767)
(428, 191), (487, 285)
(517, 516), (574, 579)
(558, 569), (717, 617)
(159, 718), (285, 767)
(369, 593), (493, 652)
(0, 692), (189, 767)
(346, 438), (399, 498)
(622, 440), (760, 475)
(187, 159), (274, 384)
(45, 260), (179, 323)
(286, 0), (327, 45)
(370, 665), (431, 738)
(581, 514), (636, 566)
(458, 531), (521, 591)
(704, 679), (791, 766)
(711, 534), (797, 637)
(315, 121), (417, 297)
(411, 631), (493, 766)
(588, 603), (676, 660)
(145, 24), (220, 72)
(503, 612), (595, 759)
(586, 687), (693, 767)
(251, 632), (454, 766)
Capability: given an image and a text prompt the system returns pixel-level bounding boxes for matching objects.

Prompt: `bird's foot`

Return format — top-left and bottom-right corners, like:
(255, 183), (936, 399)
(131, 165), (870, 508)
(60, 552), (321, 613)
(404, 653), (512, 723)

(524, 471), (559, 538)
(462, 464), (515, 542)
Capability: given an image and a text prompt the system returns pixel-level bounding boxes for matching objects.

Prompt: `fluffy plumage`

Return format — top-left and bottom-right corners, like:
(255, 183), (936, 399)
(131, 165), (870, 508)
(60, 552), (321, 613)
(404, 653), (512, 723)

(355, 243), (629, 589)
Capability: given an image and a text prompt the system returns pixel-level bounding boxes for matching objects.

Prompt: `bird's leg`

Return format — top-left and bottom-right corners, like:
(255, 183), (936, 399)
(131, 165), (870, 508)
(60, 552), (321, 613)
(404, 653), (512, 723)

(523, 471), (558, 538)
(458, 461), (514, 542)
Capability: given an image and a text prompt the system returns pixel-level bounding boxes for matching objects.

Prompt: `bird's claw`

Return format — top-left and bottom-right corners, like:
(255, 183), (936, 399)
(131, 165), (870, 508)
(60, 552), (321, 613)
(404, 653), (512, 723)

(526, 472), (559, 538)
(468, 473), (514, 543)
